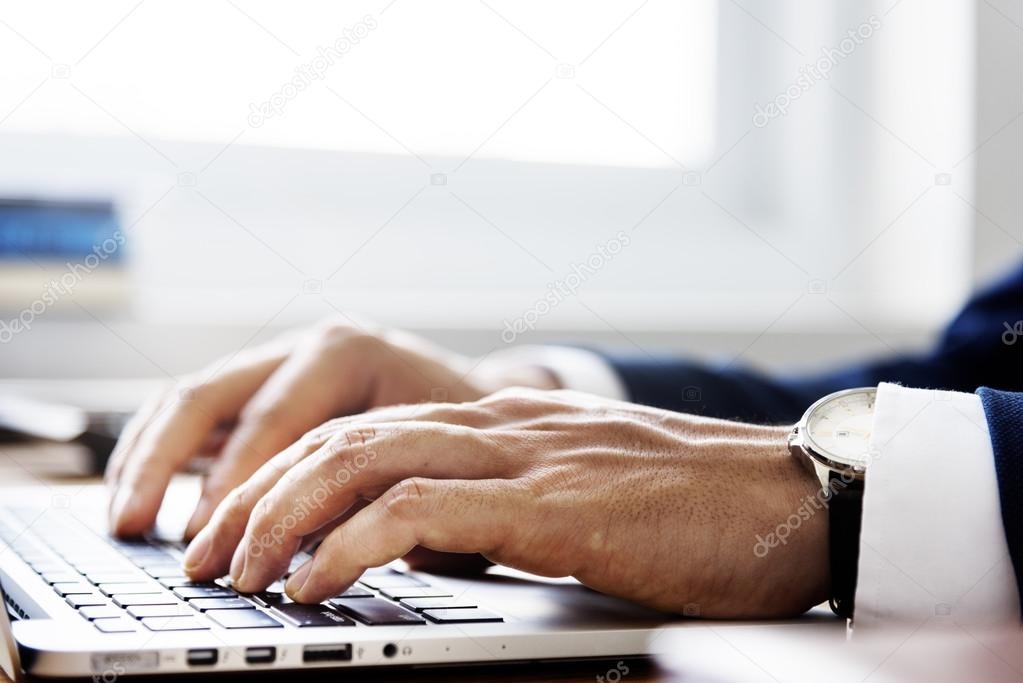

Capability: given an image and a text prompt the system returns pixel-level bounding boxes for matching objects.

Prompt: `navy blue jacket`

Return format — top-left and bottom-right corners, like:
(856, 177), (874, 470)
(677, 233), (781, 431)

(600, 262), (1023, 604)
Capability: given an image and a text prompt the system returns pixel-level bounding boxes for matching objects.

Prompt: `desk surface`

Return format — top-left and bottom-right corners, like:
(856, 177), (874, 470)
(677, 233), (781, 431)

(0, 441), (671, 683)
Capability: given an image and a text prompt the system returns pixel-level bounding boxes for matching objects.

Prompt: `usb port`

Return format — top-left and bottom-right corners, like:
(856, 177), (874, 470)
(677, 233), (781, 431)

(186, 649), (218, 667)
(302, 644), (352, 663)
(245, 646), (276, 665)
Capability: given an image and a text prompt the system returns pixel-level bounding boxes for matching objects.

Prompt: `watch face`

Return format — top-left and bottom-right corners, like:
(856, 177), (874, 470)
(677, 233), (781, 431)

(804, 388), (876, 470)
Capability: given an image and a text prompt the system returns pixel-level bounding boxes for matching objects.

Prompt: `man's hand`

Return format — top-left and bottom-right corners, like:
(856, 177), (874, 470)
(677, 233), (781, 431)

(105, 320), (558, 538)
(184, 388), (828, 618)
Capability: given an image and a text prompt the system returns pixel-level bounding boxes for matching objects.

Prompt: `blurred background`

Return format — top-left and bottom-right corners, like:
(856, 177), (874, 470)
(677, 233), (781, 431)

(0, 0), (1019, 382)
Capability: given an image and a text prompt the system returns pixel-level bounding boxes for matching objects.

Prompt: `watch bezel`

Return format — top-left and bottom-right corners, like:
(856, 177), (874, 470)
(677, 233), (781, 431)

(792, 387), (876, 479)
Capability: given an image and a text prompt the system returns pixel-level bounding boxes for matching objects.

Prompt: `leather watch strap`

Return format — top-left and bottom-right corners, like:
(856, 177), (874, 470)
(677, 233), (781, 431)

(828, 471), (864, 619)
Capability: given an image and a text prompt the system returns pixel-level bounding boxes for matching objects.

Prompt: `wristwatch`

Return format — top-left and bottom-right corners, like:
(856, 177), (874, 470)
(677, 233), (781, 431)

(788, 387), (877, 620)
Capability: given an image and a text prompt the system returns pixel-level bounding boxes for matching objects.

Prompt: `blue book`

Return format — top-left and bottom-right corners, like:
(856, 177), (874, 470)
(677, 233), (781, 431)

(0, 198), (122, 262)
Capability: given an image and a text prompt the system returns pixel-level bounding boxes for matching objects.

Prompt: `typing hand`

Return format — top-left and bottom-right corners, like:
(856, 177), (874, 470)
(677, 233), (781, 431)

(184, 388), (828, 618)
(105, 319), (558, 538)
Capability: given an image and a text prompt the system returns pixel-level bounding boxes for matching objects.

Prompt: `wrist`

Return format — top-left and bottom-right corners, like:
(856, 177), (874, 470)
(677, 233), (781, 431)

(747, 429), (831, 615)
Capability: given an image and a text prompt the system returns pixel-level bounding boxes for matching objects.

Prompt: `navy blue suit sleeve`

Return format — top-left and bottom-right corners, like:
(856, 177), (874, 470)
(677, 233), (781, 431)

(599, 262), (1023, 422)
(977, 387), (1023, 610)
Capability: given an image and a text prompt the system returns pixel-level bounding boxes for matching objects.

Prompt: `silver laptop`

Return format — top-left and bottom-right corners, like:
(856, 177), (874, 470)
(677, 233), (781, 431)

(0, 487), (679, 678)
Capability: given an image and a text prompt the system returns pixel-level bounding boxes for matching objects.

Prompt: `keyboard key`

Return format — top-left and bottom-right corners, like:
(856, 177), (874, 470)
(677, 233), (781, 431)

(135, 557), (178, 570)
(99, 582), (161, 596)
(71, 562), (129, 574)
(189, 598), (254, 611)
(66, 594), (109, 608)
(358, 573), (426, 590)
(400, 598), (477, 611)
(271, 603), (355, 627)
(206, 609), (283, 629)
(379, 586), (452, 600)
(141, 616), (210, 631)
(127, 604), (194, 619)
(93, 617), (138, 633)
(422, 608), (503, 624)
(113, 593), (177, 607)
(330, 598), (425, 625)
(157, 576), (205, 588)
(52, 582), (97, 596)
(41, 572), (83, 584)
(173, 586), (236, 600)
(145, 565), (189, 578)
(251, 591), (289, 608)
(86, 572), (145, 584)
(78, 605), (123, 620)
(334, 586), (374, 599)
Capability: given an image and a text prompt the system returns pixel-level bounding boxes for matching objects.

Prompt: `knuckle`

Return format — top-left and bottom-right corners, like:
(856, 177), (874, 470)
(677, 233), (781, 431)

(479, 386), (546, 415)
(215, 486), (253, 528)
(313, 321), (381, 354)
(383, 477), (432, 520)
(249, 494), (276, 532)
(238, 403), (302, 440)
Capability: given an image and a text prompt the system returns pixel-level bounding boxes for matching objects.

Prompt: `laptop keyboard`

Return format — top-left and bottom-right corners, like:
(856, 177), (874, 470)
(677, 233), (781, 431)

(0, 508), (502, 633)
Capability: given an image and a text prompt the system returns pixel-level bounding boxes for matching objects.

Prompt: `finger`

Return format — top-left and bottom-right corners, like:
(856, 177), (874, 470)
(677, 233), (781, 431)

(231, 422), (511, 592)
(185, 402), (487, 580)
(184, 330), (383, 538)
(105, 384), (173, 490)
(182, 429), (343, 580)
(286, 478), (519, 603)
(109, 345), (290, 537)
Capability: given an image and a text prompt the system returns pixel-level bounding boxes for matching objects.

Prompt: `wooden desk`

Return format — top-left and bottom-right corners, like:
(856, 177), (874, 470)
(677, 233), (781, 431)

(0, 442), (671, 682)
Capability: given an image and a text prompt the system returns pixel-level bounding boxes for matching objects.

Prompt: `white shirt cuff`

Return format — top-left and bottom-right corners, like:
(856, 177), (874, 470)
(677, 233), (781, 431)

(855, 382), (1019, 627)
(483, 345), (628, 400)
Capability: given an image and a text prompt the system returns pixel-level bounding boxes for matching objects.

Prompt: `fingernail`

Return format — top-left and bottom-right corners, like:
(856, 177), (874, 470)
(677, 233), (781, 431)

(286, 561), (313, 598)
(182, 529), (212, 573)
